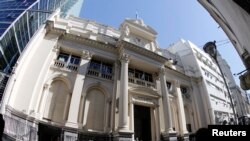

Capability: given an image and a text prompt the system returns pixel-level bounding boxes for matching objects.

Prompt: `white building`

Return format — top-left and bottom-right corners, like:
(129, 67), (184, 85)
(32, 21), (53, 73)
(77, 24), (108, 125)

(0, 14), (207, 141)
(198, 0), (250, 90)
(165, 39), (234, 125)
(217, 53), (250, 117)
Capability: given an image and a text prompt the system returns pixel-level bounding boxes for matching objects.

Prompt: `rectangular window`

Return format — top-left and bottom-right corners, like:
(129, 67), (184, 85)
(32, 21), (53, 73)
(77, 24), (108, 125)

(0, 52), (7, 71)
(166, 81), (171, 89)
(89, 60), (113, 73)
(129, 68), (153, 82)
(101, 63), (112, 74)
(57, 53), (69, 62)
(128, 68), (135, 77)
(89, 60), (101, 71)
(70, 55), (80, 65)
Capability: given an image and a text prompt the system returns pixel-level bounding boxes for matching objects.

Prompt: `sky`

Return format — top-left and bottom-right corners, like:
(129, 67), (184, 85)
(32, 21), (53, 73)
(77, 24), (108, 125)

(80, 0), (245, 85)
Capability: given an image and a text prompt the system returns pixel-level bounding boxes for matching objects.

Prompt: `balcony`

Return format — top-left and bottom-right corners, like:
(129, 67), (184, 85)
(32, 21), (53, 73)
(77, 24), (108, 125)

(53, 60), (78, 72)
(87, 68), (113, 80)
(128, 76), (155, 89)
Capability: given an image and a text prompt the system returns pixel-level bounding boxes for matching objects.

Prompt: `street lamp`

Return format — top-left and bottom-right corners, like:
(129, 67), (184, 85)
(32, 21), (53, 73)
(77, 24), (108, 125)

(203, 41), (237, 124)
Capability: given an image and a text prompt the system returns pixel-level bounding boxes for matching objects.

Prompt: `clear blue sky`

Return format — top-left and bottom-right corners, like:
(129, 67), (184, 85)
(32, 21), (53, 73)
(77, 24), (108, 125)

(80, 0), (245, 85)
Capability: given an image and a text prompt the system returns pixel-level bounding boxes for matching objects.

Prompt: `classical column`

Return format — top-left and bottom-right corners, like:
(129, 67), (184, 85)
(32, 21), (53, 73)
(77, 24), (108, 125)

(159, 67), (175, 134)
(174, 80), (189, 137)
(66, 50), (92, 127)
(118, 53), (130, 132)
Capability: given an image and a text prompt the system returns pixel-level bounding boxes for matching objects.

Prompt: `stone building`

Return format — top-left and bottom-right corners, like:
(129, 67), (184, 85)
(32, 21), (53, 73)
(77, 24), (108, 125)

(1, 14), (206, 141)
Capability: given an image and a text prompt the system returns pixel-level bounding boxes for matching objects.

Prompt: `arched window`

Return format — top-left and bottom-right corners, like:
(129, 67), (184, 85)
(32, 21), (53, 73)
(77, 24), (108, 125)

(43, 80), (71, 123)
(83, 89), (105, 131)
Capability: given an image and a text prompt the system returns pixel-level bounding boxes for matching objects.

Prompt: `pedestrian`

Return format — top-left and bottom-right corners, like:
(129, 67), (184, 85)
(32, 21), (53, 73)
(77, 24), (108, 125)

(222, 120), (228, 125)
(0, 114), (5, 141)
(229, 118), (234, 125)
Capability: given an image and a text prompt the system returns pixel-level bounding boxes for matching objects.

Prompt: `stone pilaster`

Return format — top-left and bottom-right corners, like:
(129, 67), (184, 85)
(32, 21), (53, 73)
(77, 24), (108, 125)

(39, 84), (50, 119)
(66, 50), (92, 128)
(159, 66), (177, 141)
(174, 80), (189, 140)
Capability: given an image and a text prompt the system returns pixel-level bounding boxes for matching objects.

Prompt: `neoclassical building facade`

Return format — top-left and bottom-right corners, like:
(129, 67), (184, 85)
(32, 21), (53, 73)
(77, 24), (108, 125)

(1, 14), (205, 141)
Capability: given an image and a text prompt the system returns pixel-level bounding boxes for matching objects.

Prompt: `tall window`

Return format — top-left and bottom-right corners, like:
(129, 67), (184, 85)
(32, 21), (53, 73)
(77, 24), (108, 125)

(43, 80), (71, 123)
(88, 59), (112, 74)
(84, 89), (105, 131)
(128, 68), (153, 82)
(0, 53), (7, 71)
(57, 52), (80, 65)
(166, 81), (172, 90)
(180, 86), (188, 95)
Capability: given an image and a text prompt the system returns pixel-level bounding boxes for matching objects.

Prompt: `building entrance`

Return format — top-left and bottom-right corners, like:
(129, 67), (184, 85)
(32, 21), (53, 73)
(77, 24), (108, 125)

(38, 123), (62, 141)
(134, 105), (152, 141)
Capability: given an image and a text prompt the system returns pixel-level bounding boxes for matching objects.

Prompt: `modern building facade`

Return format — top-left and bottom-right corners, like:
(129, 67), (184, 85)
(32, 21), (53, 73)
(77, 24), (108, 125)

(0, 14), (211, 141)
(165, 39), (234, 125)
(217, 53), (250, 117)
(0, 0), (84, 73)
(198, 0), (250, 90)
(0, 0), (84, 104)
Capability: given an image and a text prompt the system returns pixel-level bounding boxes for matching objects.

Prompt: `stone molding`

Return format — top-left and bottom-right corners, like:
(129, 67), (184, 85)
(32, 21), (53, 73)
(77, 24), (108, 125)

(159, 66), (166, 75)
(119, 53), (130, 63)
(81, 50), (93, 60)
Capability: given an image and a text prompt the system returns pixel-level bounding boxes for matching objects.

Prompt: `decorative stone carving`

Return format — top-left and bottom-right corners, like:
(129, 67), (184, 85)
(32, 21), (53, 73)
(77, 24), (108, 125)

(159, 66), (166, 75)
(44, 84), (49, 89)
(120, 53), (130, 63)
(125, 26), (130, 36)
(132, 96), (157, 107)
(52, 45), (60, 52)
(81, 50), (93, 60)
(11, 62), (19, 74)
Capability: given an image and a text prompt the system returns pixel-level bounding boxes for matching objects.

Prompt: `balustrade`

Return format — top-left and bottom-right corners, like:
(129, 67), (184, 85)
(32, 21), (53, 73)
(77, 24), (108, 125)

(53, 60), (79, 72)
(128, 76), (155, 88)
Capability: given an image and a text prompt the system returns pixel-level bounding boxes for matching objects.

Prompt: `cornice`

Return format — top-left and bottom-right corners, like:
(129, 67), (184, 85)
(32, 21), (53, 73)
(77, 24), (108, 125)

(46, 20), (118, 53)
(118, 40), (168, 64)
(165, 65), (191, 81)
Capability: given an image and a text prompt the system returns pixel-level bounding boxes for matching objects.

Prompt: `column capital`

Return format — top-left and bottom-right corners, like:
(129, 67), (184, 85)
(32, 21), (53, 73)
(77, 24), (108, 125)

(52, 45), (60, 52)
(159, 66), (166, 75)
(81, 50), (93, 60)
(119, 53), (130, 63)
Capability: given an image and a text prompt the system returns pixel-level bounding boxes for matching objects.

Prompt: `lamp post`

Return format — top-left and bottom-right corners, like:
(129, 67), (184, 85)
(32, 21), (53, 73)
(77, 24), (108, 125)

(203, 41), (237, 124)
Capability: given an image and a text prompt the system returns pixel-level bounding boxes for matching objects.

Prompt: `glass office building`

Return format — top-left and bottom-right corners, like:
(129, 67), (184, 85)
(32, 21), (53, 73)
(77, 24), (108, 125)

(0, 0), (83, 73)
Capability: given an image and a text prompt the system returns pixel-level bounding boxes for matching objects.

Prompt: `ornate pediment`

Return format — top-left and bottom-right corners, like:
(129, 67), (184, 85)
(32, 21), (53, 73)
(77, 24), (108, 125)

(129, 86), (160, 98)
(125, 19), (157, 35)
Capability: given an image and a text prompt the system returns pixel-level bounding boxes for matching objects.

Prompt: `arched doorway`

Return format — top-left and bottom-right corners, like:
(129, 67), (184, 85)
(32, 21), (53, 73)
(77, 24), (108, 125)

(83, 89), (105, 131)
(43, 80), (71, 123)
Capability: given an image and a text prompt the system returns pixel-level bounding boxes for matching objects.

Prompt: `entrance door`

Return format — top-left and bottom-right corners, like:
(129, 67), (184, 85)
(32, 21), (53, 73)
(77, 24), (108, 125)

(38, 123), (61, 141)
(134, 105), (152, 141)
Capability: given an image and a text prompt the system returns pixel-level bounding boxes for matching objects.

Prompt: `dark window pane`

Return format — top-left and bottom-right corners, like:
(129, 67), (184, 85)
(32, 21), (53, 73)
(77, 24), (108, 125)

(0, 52), (7, 71)
(57, 53), (69, 62)
(70, 55), (80, 65)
